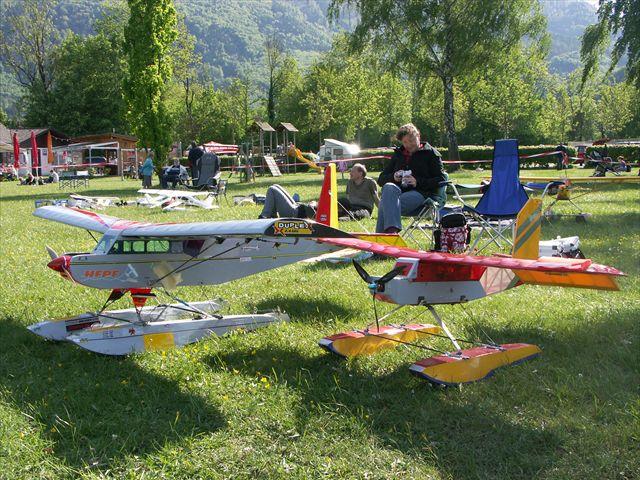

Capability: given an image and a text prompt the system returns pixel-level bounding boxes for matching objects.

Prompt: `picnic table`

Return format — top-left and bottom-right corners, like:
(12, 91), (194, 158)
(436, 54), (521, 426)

(59, 170), (90, 189)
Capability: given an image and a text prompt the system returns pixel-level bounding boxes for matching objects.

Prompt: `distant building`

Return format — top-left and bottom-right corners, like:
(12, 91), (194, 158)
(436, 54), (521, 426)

(0, 125), (71, 175)
(68, 132), (141, 175)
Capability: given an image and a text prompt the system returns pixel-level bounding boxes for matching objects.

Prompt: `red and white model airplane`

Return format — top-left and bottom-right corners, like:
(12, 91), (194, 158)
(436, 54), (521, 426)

(28, 165), (403, 355)
(318, 199), (624, 386)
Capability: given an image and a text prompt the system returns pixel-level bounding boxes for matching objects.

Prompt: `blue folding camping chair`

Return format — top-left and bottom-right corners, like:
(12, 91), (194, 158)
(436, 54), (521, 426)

(449, 139), (529, 253)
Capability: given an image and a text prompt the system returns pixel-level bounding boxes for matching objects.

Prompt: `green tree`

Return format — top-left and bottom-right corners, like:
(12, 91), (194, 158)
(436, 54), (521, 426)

(566, 72), (598, 140)
(464, 46), (548, 143)
(300, 63), (336, 149)
(49, 32), (128, 136)
(123, 0), (178, 166)
(0, 0), (61, 125)
(264, 35), (286, 125)
(545, 76), (574, 144)
(581, 0), (640, 88)
(595, 80), (635, 137)
(329, 0), (547, 160)
(0, 107), (9, 126)
(225, 78), (254, 144)
(168, 15), (201, 144)
(372, 73), (411, 145)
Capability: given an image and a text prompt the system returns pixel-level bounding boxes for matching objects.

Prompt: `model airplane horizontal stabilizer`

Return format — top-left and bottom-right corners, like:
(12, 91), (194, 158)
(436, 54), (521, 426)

(409, 343), (542, 386)
(319, 323), (442, 357)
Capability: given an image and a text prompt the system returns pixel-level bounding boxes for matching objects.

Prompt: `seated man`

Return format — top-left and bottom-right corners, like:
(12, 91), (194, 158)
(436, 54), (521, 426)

(258, 184), (317, 219)
(338, 163), (379, 220)
(21, 172), (37, 185)
(376, 123), (447, 233)
(162, 159), (189, 188)
(45, 169), (59, 183)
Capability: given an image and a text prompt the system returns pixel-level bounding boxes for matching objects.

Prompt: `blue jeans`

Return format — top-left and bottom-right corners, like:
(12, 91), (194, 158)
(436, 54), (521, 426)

(375, 180), (448, 232)
(376, 184), (427, 233)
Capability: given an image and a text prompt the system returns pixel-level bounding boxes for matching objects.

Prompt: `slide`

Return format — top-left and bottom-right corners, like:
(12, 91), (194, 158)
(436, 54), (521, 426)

(289, 147), (322, 172)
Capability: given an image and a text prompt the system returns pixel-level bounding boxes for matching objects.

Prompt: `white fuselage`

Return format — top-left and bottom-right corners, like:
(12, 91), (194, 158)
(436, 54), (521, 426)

(62, 230), (341, 289)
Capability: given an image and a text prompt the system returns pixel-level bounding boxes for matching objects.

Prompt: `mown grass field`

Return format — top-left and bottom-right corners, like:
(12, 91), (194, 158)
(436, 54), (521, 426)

(0, 168), (638, 479)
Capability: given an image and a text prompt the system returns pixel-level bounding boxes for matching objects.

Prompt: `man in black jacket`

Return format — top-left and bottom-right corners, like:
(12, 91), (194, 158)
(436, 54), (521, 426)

(187, 141), (205, 180)
(376, 123), (447, 233)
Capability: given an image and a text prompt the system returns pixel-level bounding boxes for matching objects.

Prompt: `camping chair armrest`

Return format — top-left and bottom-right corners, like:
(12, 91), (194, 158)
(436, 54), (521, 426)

(446, 182), (466, 203)
(541, 180), (566, 198)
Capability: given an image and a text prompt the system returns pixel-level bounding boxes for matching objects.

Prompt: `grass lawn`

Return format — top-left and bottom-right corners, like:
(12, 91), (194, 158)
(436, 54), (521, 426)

(0, 168), (638, 479)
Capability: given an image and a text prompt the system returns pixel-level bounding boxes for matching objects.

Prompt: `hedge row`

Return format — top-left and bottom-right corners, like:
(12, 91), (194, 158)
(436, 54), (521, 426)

(585, 145), (640, 162)
(360, 145), (577, 170)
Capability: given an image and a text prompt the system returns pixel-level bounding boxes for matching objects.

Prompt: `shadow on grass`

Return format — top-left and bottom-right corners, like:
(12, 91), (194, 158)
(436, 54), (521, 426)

(205, 309), (637, 479)
(206, 344), (559, 479)
(0, 317), (225, 471)
(253, 295), (354, 326)
(0, 185), (145, 203)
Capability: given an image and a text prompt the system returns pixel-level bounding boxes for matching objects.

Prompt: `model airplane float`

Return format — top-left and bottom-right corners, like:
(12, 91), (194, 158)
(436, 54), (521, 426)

(317, 199), (624, 386)
(29, 165), (403, 355)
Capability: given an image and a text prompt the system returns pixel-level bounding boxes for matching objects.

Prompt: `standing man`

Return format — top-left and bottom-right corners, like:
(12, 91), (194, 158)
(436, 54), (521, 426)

(187, 141), (205, 181)
(376, 123), (447, 233)
(141, 151), (154, 188)
(338, 163), (379, 219)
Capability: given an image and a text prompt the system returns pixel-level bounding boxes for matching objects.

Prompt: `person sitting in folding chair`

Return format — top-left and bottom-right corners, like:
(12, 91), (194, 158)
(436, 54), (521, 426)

(162, 158), (189, 188)
(337, 163), (379, 220)
(190, 151), (221, 190)
(375, 123), (447, 233)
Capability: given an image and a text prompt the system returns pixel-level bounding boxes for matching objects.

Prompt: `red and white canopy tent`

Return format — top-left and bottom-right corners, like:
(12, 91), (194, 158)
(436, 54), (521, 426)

(203, 141), (239, 155)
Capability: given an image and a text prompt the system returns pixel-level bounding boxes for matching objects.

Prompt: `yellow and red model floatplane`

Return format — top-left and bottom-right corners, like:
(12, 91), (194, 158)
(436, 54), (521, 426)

(317, 199), (624, 386)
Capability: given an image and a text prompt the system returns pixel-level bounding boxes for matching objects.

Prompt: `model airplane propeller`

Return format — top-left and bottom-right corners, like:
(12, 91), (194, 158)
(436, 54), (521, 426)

(319, 198), (625, 386)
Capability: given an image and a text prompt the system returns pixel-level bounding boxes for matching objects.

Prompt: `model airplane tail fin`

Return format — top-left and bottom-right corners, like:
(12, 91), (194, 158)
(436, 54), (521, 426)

(315, 163), (338, 228)
(512, 199), (542, 259)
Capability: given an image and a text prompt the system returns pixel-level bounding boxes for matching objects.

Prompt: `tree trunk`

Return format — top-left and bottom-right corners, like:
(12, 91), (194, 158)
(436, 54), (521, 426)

(441, 74), (459, 163)
(267, 75), (276, 125)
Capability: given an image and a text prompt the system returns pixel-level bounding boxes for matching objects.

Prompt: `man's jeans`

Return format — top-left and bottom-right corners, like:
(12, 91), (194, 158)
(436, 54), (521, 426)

(375, 183), (426, 233)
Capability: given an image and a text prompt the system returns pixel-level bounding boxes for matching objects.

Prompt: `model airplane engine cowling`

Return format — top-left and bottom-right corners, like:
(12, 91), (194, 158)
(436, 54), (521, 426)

(47, 255), (72, 280)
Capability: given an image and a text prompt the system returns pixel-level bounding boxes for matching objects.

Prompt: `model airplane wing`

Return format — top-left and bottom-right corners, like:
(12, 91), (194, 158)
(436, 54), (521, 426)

(316, 237), (624, 290)
(120, 217), (353, 238)
(33, 206), (352, 239)
(33, 206), (129, 233)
